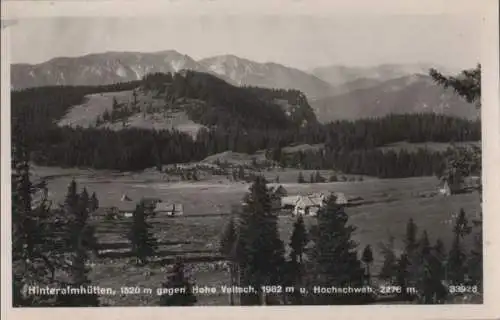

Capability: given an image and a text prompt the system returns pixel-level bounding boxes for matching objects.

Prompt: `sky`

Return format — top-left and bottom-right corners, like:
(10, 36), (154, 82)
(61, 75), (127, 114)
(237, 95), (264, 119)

(8, 15), (481, 71)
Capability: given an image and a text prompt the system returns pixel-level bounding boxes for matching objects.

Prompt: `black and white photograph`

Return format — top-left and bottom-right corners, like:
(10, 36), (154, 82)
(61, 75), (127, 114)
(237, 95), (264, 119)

(1, 0), (498, 317)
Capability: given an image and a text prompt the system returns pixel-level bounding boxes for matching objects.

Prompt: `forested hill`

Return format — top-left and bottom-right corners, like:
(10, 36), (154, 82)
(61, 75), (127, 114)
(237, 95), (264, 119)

(140, 71), (317, 129)
(12, 71), (317, 136)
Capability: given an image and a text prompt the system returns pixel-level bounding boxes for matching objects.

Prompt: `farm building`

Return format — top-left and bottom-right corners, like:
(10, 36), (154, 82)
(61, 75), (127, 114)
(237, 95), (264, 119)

(439, 181), (452, 196)
(293, 194), (325, 216)
(281, 195), (301, 210)
(292, 192), (349, 216)
(332, 192), (348, 205)
(155, 202), (184, 216)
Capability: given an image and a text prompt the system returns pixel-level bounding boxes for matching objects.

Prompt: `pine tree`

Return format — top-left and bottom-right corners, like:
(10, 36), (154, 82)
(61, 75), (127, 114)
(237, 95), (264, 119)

(297, 172), (305, 184)
(127, 201), (158, 265)
(238, 166), (245, 180)
(11, 134), (56, 306)
(309, 195), (366, 304)
(90, 192), (99, 212)
(112, 97), (120, 111)
(56, 183), (100, 306)
(220, 212), (240, 305)
(290, 215), (308, 264)
(78, 188), (99, 256)
(404, 218), (420, 288)
(236, 176), (285, 305)
(395, 253), (411, 300)
(159, 261), (197, 306)
(416, 233), (448, 304)
(447, 209), (471, 284)
(467, 228), (482, 290)
(285, 215), (308, 305)
(378, 234), (397, 283)
(361, 245), (374, 284)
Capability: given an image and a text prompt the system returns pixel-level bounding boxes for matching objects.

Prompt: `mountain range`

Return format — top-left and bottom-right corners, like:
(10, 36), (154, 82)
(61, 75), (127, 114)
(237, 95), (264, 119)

(11, 50), (332, 99)
(11, 50), (478, 122)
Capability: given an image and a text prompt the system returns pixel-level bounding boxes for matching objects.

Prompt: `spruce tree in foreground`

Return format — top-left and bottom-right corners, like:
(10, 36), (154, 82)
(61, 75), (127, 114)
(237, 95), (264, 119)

(286, 215), (308, 305)
(416, 233), (448, 304)
(159, 261), (197, 306)
(378, 234), (397, 283)
(309, 195), (366, 304)
(220, 212), (240, 306)
(56, 183), (100, 306)
(127, 201), (158, 265)
(447, 209), (471, 284)
(11, 135), (56, 306)
(361, 245), (374, 284)
(236, 176), (285, 305)
(290, 215), (308, 264)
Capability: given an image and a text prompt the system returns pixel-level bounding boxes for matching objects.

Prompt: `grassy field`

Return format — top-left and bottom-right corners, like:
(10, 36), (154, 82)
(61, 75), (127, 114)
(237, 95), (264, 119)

(31, 165), (481, 306)
(57, 90), (204, 137)
(377, 141), (481, 153)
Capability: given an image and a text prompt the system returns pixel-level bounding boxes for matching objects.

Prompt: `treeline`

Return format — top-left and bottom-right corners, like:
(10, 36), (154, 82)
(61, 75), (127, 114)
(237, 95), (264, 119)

(219, 177), (483, 305)
(277, 147), (446, 178)
(20, 121), (447, 177)
(27, 126), (205, 171)
(310, 113), (480, 150)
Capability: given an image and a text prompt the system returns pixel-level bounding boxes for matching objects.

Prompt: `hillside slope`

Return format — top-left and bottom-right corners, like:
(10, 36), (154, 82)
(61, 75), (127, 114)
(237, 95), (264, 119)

(56, 71), (318, 133)
(199, 54), (333, 99)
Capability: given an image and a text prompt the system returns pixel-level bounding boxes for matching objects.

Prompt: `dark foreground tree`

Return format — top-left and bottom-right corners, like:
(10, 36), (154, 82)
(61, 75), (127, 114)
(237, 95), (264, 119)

(127, 201), (158, 265)
(361, 245), (374, 284)
(219, 210), (240, 305)
(416, 234), (448, 304)
(378, 234), (397, 283)
(430, 64), (481, 108)
(447, 209), (471, 284)
(236, 176), (285, 305)
(285, 215), (309, 305)
(55, 182), (100, 306)
(308, 195), (368, 304)
(11, 131), (57, 306)
(404, 218), (421, 289)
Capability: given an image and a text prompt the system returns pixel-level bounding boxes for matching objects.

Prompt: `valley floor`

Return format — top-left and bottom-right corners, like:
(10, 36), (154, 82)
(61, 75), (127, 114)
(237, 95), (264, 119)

(31, 165), (481, 306)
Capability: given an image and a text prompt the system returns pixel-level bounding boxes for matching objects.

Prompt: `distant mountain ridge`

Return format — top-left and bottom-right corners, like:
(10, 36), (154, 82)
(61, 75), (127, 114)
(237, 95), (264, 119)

(198, 54), (333, 99)
(309, 74), (479, 122)
(310, 63), (459, 87)
(11, 50), (334, 100)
